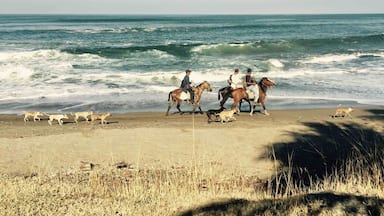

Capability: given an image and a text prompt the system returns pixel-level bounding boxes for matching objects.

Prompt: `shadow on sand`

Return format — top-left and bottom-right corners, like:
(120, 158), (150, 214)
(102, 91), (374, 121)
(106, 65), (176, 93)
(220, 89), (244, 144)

(363, 108), (384, 121)
(170, 111), (204, 115)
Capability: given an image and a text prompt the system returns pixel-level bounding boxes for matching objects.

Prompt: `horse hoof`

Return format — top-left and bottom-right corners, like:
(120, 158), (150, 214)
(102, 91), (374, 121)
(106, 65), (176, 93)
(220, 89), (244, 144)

(264, 111), (270, 116)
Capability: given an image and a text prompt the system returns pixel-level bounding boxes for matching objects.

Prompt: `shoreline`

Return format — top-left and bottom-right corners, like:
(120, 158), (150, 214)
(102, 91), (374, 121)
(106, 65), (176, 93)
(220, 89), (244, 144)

(0, 106), (382, 179)
(0, 96), (381, 115)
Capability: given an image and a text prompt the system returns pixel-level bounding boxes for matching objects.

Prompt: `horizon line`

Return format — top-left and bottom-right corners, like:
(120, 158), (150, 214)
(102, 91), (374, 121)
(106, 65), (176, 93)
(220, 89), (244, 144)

(0, 12), (383, 16)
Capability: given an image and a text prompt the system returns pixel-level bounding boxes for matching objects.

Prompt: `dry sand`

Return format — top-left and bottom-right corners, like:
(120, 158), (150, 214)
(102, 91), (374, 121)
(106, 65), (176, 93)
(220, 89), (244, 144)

(0, 107), (383, 179)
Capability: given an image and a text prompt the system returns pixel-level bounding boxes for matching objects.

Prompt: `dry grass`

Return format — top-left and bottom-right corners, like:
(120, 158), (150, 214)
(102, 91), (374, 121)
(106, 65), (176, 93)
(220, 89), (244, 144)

(1, 154), (384, 215)
(0, 162), (268, 215)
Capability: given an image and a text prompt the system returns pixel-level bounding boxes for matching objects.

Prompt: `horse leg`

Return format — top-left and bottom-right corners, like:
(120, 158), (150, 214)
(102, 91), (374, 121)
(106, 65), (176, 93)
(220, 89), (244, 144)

(166, 99), (175, 116)
(231, 98), (240, 110)
(176, 100), (182, 114)
(261, 101), (269, 115)
(198, 105), (203, 114)
(191, 105), (202, 115)
(257, 95), (269, 115)
(191, 103), (197, 114)
(248, 99), (254, 116)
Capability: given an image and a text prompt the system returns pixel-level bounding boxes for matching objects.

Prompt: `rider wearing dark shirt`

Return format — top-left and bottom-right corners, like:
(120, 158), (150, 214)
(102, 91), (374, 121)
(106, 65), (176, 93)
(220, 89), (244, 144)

(180, 69), (194, 103)
(245, 68), (258, 97)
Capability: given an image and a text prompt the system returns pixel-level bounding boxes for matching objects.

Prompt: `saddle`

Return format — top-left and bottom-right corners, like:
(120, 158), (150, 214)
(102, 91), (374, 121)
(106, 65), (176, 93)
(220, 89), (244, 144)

(180, 91), (191, 101)
(246, 89), (255, 100)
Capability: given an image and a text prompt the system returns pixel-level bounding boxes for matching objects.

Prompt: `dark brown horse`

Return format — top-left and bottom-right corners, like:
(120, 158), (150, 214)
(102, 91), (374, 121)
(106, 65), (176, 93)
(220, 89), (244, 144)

(218, 77), (276, 115)
(166, 81), (212, 116)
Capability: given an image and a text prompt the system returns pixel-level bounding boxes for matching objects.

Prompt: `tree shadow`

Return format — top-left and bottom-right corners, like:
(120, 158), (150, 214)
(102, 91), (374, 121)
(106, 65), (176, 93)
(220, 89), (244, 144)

(177, 192), (384, 215)
(262, 121), (384, 194)
(363, 108), (384, 121)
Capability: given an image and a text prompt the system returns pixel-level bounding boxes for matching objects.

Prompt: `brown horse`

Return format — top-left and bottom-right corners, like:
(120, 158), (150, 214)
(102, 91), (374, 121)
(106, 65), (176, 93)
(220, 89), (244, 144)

(166, 81), (212, 116)
(218, 77), (276, 115)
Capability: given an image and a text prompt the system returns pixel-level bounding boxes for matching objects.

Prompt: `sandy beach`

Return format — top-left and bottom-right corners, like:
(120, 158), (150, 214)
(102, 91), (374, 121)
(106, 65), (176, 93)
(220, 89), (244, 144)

(1, 107), (382, 179)
(1, 12), (384, 215)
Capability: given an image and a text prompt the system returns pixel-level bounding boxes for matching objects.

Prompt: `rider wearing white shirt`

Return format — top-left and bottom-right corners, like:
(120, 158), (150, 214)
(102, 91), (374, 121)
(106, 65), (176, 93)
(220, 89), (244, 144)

(228, 68), (243, 89)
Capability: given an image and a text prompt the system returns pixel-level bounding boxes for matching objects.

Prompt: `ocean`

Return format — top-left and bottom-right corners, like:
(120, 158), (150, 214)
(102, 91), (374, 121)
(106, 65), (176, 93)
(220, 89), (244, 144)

(0, 14), (383, 114)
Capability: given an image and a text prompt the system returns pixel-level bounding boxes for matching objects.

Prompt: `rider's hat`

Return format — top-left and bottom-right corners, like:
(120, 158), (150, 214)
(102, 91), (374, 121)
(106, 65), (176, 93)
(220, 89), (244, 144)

(247, 68), (252, 73)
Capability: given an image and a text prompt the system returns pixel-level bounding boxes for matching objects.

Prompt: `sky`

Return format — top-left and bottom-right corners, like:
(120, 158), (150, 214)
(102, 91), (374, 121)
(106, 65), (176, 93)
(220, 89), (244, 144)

(0, 0), (383, 15)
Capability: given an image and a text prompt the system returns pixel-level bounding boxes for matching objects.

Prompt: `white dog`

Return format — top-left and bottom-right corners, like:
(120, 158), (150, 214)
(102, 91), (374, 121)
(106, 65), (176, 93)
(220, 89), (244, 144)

(73, 111), (93, 123)
(23, 111), (45, 122)
(48, 114), (69, 126)
(219, 108), (240, 123)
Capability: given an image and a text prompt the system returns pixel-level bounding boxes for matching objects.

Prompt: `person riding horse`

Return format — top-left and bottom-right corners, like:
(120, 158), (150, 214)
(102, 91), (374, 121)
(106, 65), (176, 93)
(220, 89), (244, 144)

(228, 68), (243, 89)
(245, 68), (258, 98)
(218, 70), (276, 115)
(180, 69), (194, 104)
(167, 80), (212, 116)
(218, 68), (244, 102)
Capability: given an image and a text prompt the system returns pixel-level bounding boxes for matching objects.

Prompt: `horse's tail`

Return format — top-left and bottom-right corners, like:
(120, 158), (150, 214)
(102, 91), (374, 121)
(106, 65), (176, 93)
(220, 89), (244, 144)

(168, 91), (172, 101)
(217, 87), (226, 100)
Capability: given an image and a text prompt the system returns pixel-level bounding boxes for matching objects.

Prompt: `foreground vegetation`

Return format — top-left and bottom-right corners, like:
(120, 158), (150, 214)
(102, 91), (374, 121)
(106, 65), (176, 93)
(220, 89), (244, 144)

(1, 156), (384, 215)
(1, 120), (383, 215)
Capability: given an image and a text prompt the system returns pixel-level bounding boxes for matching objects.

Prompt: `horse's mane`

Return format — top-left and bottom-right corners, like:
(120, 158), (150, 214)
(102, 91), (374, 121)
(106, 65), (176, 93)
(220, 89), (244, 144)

(258, 77), (268, 93)
(197, 81), (208, 88)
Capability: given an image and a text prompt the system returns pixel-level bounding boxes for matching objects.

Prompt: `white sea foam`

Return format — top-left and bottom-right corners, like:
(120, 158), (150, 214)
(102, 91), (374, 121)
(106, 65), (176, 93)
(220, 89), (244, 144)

(191, 44), (220, 53)
(191, 43), (249, 53)
(266, 59), (284, 68)
(301, 54), (359, 64)
(0, 64), (34, 81)
(142, 49), (176, 59)
(0, 49), (116, 84)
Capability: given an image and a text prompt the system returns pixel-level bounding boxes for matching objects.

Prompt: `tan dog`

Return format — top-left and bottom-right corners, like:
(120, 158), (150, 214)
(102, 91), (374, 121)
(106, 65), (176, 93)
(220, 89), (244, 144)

(73, 111), (93, 123)
(219, 108), (240, 123)
(23, 111), (45, 122)
(333, 107), (354, 118)
(206, 107), (226, 123)
(48, 114), (69, 126)
(90, 112), (111, 125)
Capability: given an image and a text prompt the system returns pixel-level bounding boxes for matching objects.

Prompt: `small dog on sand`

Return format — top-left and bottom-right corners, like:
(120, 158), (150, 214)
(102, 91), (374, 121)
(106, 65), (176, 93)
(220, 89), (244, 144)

(332, 107), (354, 118)
(90, 112), (111, 125)
(23, 111), (45, 122)
(206, 107), (226, 123)
(48, 114), (69, 126)
(73, 111), (93, 123)
(219, 108), (240, 124)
